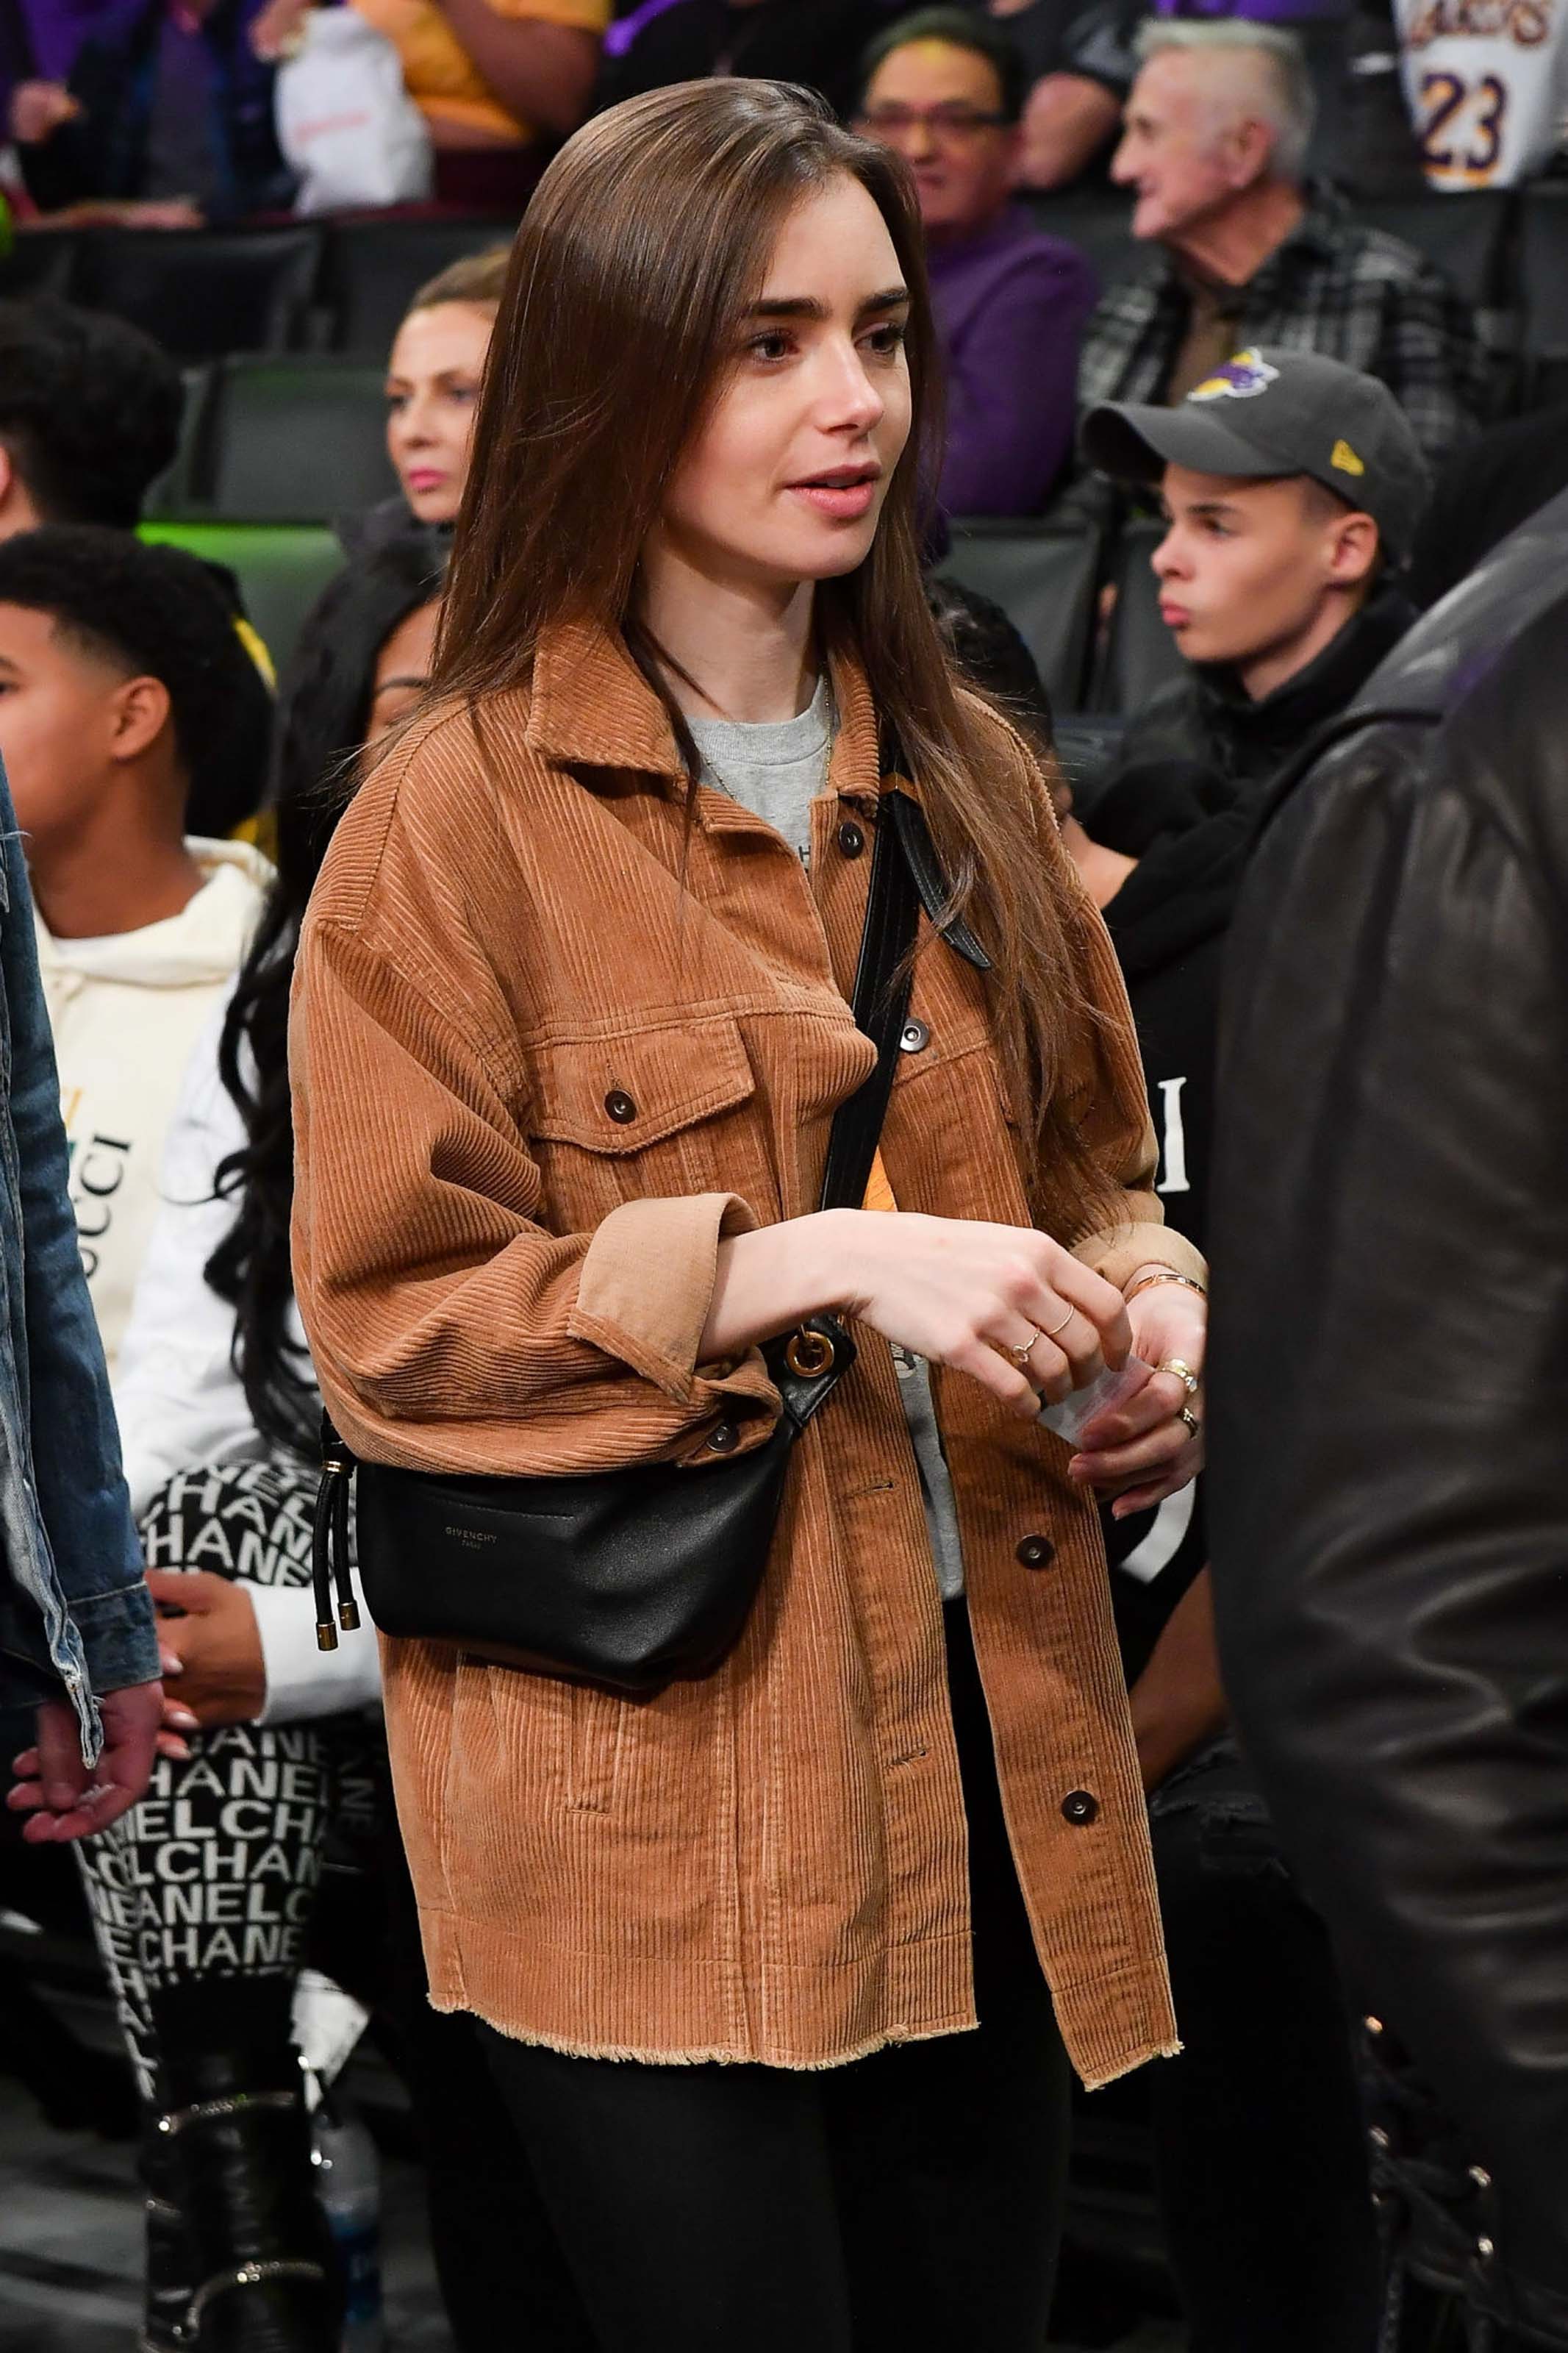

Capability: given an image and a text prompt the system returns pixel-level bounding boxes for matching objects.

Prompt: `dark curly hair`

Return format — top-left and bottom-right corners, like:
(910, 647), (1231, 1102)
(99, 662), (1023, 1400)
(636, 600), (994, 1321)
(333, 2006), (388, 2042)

(0, 297), (184, 528)
(0, 524), (273, 829)
(204, 535), (446, 1457)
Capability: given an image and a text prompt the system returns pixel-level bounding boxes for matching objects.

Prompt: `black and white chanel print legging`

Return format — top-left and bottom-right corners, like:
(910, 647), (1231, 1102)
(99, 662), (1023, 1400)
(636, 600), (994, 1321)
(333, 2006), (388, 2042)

(76, 1458), (376, 2099)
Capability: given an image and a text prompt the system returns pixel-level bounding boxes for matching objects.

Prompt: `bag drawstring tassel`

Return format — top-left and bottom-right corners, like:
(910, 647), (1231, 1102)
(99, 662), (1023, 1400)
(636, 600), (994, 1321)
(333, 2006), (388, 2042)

(331, 1455), (357, 1630)
(312, 1415), (357, 1651)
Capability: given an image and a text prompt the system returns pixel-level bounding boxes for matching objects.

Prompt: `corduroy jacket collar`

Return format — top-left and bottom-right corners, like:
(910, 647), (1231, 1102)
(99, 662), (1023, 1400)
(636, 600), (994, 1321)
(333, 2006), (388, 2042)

(524, 615), (884, 811)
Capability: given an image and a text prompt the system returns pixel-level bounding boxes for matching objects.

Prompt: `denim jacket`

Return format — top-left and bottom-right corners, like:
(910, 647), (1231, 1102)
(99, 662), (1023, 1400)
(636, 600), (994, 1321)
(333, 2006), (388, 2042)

(0, 763), (156, 1760)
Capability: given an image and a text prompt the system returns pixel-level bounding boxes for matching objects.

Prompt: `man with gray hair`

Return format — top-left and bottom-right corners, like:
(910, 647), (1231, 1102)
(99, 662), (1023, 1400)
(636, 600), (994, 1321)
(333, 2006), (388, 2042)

(1077, 18), (1486, 471)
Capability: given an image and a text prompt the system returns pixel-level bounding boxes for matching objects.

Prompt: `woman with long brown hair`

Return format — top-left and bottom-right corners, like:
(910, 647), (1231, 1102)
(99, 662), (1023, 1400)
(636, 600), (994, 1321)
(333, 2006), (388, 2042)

(290, 76), (1207, 2352)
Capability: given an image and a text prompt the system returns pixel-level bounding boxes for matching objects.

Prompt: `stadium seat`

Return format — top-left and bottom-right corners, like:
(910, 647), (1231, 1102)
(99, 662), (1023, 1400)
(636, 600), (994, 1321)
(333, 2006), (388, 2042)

(1519, 185), (1568, 405)
(937, 518), (1104, 713)
(1358, 192), (1512, 314)
(142, 365), (217, 519)
(1087, 518), (1185, 715)
(140, 521), (343, 678)
(1020, 192), (1140, 294)
(0, 226), (79, 302)
(195, 357), (395, 523)
(71, 226), (321, 360)
(320, 215), (518, 355)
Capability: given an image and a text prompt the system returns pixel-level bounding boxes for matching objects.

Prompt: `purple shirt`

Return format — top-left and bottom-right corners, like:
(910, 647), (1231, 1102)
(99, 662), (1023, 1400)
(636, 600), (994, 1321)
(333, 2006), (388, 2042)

(926, 205), (1098, 518)
(12, 0), (138, 82)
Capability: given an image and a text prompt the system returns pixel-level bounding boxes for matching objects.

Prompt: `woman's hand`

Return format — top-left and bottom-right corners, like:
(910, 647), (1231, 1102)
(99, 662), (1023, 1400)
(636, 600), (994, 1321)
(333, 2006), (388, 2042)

(833, 1210), (1132, 1421)
(1070, 1274), (1206, 1515)
(147, 1571), (266, 1755)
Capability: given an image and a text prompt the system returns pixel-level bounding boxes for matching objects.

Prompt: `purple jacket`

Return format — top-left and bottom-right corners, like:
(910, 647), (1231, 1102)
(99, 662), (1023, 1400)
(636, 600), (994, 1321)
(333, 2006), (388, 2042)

(927, 206), (1098, 519)
(7, 0), (139, 85)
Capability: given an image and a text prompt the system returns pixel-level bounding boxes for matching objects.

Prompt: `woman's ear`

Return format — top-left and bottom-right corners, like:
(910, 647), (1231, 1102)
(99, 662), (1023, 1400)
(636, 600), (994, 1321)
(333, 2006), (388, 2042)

(107, 673), (173, 765)
(1328, 512), (1380, 587)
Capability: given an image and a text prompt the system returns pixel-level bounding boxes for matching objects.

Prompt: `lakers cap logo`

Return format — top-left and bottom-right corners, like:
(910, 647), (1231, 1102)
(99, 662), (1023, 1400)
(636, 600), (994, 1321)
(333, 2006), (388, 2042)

(1188, 349), (1281, 403)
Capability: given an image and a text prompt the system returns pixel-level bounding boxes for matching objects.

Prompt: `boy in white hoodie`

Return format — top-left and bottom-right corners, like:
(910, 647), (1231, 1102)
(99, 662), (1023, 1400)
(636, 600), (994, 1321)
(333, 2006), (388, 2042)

(0, 526), (273, 1370)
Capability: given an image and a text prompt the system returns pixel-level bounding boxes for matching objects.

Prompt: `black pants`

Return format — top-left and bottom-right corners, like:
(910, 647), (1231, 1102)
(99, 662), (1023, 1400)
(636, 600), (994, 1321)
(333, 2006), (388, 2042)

(1147, 1739), (1381, 2353)
(479, 1602), (1073, 2353)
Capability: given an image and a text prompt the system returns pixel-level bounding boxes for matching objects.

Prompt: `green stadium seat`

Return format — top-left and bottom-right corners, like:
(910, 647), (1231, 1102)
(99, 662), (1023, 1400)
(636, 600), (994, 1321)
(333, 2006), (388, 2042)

(199, 357), (395, 522)
(1087, 518), (1186, 715)
(140, 521), (343, 679)
(142, 366), (216, 520)
(938, 519), (1104, 713)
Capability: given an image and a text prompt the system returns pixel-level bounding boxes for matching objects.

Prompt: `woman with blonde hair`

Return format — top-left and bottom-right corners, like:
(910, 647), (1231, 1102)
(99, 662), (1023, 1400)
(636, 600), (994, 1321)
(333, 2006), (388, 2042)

(382, 247), (510, 534)
(291, 76), (1206, 2352)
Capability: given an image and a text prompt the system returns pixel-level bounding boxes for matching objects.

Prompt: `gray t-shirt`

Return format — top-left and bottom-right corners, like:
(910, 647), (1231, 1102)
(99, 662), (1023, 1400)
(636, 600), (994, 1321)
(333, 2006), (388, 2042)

(687, 683), (966, 1599)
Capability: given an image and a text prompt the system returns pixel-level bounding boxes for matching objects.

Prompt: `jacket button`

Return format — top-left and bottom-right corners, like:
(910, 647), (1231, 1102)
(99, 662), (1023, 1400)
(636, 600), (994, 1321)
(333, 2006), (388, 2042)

(1061, 1789), (1098, 1826)
(707, 1421), (740, 1454)
(837, 821), (866, 857)
(1015, 1533), (1054, 1568)
(900, 1018), (929, 1054)
(604, 1089), (637, 1124)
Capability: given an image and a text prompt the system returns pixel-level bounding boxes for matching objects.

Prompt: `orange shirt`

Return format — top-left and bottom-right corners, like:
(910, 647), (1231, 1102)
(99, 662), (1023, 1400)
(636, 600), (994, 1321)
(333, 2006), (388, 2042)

(350, 0), (609, 144)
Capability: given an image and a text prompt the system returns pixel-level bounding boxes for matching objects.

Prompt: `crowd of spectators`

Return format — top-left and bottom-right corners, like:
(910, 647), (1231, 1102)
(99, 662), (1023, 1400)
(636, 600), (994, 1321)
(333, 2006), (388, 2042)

(0, 9), (1564, 2353)
(2, 0), (1564, 229)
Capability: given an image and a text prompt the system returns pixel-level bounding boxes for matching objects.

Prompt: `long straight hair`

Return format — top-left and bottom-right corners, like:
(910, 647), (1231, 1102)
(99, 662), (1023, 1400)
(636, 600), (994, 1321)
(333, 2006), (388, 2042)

(436, 79), (1116, 1233)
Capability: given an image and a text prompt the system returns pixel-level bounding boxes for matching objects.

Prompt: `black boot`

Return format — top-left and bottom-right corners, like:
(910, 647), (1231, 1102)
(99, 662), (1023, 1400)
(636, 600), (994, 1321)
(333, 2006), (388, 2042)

(143, 2002), (340, 2352)
(140, 2109), (198, 2353)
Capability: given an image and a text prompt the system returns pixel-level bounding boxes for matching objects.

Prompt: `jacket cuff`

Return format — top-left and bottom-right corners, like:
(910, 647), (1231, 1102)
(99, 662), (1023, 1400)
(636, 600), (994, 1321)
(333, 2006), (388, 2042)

(570, 1193), (762, 1401)
(252, 1577), (383, 1725)
(1075, 1220), (1208, 1295)
(67, 1580), (162, 1694)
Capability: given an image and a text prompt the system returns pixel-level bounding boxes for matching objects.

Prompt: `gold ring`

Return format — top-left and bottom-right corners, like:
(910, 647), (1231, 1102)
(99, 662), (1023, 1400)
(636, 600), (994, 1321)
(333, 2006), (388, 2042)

(1179, 1406), (1201, 1439)
(1040, 1303), (1075, 1340)
(1161, 1358), (1200, 1396)
(1008, 1328), (1039, 1368)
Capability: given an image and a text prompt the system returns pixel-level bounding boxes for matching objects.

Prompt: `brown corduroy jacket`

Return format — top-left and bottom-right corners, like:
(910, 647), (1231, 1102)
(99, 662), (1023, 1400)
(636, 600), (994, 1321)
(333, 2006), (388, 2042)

(289, 618), (1206, 2086)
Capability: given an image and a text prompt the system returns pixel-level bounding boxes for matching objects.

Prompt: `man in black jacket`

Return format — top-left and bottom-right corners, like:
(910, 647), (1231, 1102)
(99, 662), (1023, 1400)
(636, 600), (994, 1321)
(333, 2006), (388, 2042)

(1081, 345), (1425, 849)
(1209, 486), (1568, 2346)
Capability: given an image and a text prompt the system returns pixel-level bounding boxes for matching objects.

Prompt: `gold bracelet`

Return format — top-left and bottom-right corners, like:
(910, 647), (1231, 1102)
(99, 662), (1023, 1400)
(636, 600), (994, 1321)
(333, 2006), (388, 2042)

(1123, 1268), (1209, 1306)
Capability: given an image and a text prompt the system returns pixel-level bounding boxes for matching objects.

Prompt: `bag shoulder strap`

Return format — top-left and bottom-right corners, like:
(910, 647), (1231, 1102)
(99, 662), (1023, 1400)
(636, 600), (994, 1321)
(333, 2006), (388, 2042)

(815, 771), (921, 1216)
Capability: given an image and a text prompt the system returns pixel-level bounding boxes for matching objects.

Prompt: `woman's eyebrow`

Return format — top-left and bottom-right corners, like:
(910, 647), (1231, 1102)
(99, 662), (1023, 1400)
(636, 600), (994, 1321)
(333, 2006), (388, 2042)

(745, 285), (910, 324)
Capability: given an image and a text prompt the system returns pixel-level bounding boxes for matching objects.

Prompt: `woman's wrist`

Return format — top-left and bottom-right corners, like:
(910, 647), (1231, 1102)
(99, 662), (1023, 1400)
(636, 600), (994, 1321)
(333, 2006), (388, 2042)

(703, 1210), (865, 1362)
(1123, 1261), (1208, 1304)
(806, 1207), (867, 1315)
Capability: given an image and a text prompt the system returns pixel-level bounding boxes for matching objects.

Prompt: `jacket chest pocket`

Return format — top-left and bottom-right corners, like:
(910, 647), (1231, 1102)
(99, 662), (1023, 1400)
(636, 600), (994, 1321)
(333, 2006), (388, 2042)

(525, 1015), (778, 1229)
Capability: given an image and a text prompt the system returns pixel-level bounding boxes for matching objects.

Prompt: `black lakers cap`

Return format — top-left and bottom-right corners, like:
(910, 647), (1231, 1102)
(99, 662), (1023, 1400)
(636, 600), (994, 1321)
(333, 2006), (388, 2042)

(1081, 346), (1430, 561)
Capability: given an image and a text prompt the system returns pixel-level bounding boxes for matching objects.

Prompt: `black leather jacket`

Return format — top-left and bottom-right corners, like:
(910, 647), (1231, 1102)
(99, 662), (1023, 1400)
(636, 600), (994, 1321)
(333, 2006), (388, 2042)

(1208, 488), (1568, 2345)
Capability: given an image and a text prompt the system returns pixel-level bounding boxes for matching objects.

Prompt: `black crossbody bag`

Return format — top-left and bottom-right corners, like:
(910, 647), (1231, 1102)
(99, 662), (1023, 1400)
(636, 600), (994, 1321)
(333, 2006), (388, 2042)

(309, 782), (987, 1697)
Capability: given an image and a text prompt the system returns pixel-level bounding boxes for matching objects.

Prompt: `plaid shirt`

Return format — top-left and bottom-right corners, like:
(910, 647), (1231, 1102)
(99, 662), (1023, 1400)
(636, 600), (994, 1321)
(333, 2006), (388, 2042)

(1077, 195), (1489, 471)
